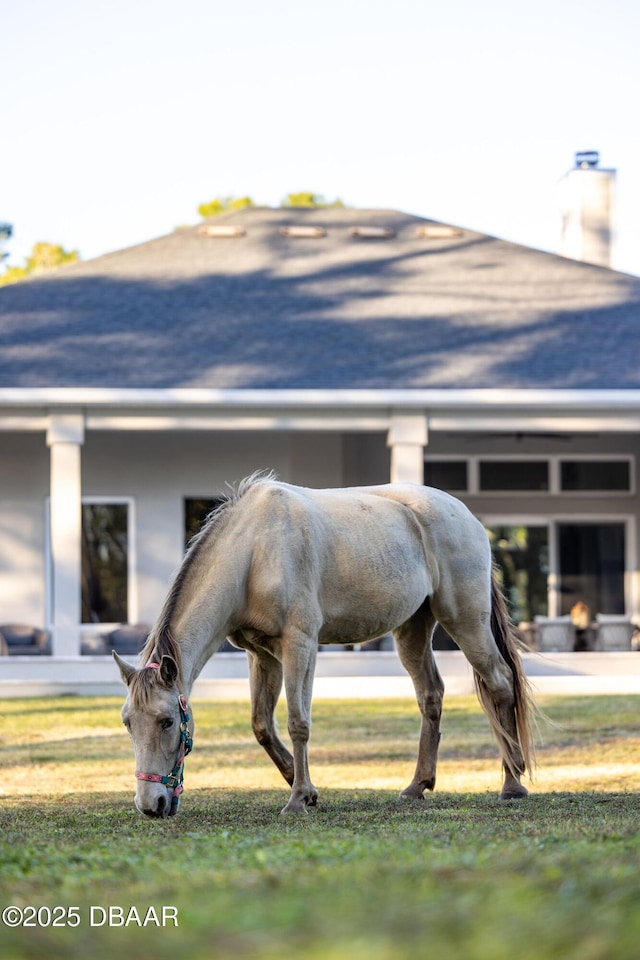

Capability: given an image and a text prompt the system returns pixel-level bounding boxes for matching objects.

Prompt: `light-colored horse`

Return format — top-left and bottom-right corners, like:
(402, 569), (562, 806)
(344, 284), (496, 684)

(116, 473), (535, 818)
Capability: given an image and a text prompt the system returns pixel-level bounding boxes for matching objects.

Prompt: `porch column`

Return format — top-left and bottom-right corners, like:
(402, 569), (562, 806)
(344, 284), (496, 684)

(387, 414), (428, 484)
(47, 412), (85, 656)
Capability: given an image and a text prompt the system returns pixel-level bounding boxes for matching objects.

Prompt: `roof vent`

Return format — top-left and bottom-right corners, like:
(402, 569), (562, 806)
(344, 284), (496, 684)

(416, 225), (462, 239)
(198, 224), (246, 238)
(348, 225), (395, 239)
(279, 225), (327, 239)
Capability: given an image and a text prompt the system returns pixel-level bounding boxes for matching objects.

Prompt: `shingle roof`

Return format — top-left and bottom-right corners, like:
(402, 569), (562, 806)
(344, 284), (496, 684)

(1, 206), (639, 389)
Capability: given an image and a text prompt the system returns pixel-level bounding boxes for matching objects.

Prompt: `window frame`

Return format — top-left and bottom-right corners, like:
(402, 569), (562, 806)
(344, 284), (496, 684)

(424, 454), (635, 497)
(45, 496), (137, 629)
(423, 457), (470, 493)
(480, 512), (637, 619)
(558, 455), (635, 496)
(483, 519), (551, 623)
(183, 496), (228, 550)
(478, 457), (550, 495)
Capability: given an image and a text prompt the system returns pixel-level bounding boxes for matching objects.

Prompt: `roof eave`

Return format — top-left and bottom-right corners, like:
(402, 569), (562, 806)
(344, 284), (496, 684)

(2, 387), (640, 412)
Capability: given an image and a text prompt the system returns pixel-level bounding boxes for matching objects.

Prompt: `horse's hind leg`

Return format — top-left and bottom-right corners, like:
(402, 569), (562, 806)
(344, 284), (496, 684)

(394, 602), (444, 800)
(247, 649), (294, 786)
(460, 639), (529, 800)
(280, 630), (319, 815)
(434, 584), (530, 801)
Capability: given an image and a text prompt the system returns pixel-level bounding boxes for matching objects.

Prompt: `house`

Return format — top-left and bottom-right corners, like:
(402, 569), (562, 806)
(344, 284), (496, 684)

(2, 185), (640, 667)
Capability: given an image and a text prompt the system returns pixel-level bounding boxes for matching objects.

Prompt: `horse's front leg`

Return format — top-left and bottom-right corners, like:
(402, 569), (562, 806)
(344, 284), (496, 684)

(394, 607), (444, 799)
(280, 632), (318, 814)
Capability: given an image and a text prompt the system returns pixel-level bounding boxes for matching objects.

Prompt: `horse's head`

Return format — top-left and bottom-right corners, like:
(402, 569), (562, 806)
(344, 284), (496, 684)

(114, 651), (193, 819)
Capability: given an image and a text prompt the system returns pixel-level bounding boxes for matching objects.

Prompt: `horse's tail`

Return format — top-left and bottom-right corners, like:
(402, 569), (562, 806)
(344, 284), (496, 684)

(473, 570), (536, 780)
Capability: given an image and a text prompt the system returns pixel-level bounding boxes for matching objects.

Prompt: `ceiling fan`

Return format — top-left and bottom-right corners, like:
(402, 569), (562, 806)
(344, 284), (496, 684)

(461, 432), (599, 443)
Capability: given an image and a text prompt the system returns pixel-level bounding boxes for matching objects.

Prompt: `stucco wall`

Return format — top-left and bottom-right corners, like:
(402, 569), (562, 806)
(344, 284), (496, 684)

(0, 433), (49, 624)
(0, 428), (387, 628)
(81, 429), (348, 623)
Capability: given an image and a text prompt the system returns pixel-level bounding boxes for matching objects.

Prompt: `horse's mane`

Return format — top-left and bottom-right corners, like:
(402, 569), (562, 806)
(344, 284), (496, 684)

(135, 470), (277, 697)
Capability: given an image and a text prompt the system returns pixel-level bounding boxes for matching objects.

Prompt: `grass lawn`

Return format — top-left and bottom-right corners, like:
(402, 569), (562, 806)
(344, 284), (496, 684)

(1, 693), (640, 959)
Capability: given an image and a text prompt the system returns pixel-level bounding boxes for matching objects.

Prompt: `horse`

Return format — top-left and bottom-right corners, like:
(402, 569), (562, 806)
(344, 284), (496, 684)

(115, 472), (536, 818)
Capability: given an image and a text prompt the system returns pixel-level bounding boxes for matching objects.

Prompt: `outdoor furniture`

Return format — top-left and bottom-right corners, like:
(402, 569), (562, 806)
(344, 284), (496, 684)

(533, 615), (575, 652)
(595, 614), (636, 651)
(516, 622), (538, 650)
(81, 634), (108, 655)
(103, 623), (152, 656)
(0, 623), (51, 655)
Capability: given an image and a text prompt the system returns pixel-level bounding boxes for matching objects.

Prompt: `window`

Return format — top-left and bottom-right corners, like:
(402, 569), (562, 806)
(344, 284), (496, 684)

(479, 460), (549, 492)
(486, 525), (549, 622)
(184, 497), (226, 549)
(483, 516), (631, 620)
(424, 460), (468, 491)
(560, 460), (631, 492)
(558, 523), (626, 615)
(423, 456), (634, 495)
(81, 503), (129, 623)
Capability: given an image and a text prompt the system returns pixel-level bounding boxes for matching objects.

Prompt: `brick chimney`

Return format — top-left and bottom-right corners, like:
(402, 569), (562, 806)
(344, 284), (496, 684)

(559, 151), (616, 268)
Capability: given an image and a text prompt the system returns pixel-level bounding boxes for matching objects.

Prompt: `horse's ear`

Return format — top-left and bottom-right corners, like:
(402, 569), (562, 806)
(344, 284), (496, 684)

(113, 650), (137, 686)
(159, 655), (179, 688)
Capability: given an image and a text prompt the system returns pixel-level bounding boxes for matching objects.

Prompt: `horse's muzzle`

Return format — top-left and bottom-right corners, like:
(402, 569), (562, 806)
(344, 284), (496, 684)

(136, 790), (172, 819)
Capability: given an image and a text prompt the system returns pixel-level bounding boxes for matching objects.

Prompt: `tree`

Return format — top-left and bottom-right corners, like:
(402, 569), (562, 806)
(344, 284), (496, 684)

(197, 196), (254, 219)
(0, 222), (12, 262)
(281, 192), (344, 208)
(196, 192), (346, 219)
(0, 240), (79, 287)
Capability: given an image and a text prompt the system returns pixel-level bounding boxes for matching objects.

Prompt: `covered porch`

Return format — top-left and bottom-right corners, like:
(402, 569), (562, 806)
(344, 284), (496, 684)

(2, 388), (640, 670)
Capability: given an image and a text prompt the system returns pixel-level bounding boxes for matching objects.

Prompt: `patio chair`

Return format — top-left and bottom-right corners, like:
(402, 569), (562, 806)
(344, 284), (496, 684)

(104, 623), (152, 656)
(0, 623), (51, 655)
(533, 615), (575, 652)
(595, 614), (636, 651)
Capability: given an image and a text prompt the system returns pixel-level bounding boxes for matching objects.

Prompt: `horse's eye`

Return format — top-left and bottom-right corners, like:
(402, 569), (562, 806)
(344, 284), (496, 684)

(161, 717), (174, 730)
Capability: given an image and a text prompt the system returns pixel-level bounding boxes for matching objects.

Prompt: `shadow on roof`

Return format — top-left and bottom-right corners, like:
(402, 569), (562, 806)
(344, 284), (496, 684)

(1, 235), (640, 389)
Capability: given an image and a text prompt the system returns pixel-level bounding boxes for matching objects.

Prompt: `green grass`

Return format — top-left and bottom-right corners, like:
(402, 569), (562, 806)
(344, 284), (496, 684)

(1, 695), (640, 959)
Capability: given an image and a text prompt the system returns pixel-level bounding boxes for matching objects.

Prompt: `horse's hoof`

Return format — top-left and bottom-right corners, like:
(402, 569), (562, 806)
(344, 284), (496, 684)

(399, 788), (425, 801)
(501, 784), (529, 801)
(279, 804), (309, 816)
(279, 789), (318, 815)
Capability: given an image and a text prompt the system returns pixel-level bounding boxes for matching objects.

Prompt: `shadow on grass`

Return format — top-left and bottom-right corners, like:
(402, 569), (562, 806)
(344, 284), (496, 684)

(5, 700), (121, 718)
(2, 785), (638, 834)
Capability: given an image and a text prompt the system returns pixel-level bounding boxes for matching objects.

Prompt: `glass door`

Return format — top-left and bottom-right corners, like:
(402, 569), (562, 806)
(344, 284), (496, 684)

(485, 525), (549, 623)
(81, 502), (129, 623)
(557, 522), (626, 616)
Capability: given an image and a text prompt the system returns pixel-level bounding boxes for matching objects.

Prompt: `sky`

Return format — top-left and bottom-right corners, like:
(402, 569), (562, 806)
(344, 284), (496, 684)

(2, 0), (640, 275)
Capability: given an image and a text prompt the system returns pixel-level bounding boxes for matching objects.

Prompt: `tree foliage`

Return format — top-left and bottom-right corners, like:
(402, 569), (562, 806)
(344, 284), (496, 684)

(196, 192), (345, 219)
(0, 222), (12, 262)
(281, 191), (344, 208)
(0, 241), (79, 287)
(197, 196), (254, 219)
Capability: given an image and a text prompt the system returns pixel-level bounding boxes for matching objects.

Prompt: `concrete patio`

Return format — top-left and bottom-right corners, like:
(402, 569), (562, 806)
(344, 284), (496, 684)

(1, 650), (639, 699)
